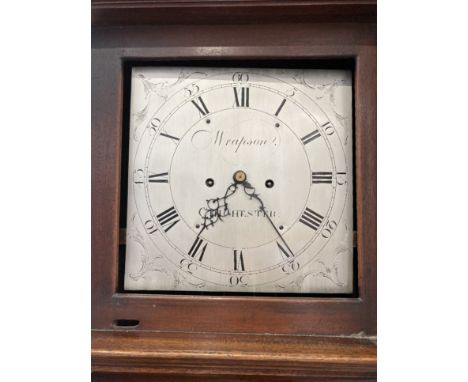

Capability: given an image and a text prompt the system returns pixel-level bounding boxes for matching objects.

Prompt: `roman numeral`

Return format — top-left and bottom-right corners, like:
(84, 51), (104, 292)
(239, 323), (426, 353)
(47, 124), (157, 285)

(233, 87), (249, 107)
(277, 241), (294, 259)
(160, 132), (180, 141)
(275, 99), (286, 116)
(299, 208), (324, 230)
(191, 96), (209, 116)
(301, 129), (321, 145)
(312, 172), (333, 184)
(148, 172), (169, 183)
(156, 206), (180, 232)
(233, 250), (245, 271)
(188, 236), (207, 262)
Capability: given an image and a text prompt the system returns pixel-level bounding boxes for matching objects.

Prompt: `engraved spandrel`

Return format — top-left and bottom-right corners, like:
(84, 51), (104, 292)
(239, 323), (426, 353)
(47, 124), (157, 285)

(274, 279), (301, 292)
(273, 254), (347, 292)
(305, 259), (345, 288)
(126, 213), (205, 290)
(131, 70), (208, 142)
(133, 103), (149, 128)
(273, 230), (352, 292)
(174, 271), (207, 290)
(305, 221), (353, 289)
(292, 71), (351, 135)
(138, 69), (207, 103)
(126, 214), (164, 281)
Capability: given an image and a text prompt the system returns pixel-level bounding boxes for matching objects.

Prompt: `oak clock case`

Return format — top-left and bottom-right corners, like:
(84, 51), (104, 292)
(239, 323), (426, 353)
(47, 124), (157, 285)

(123, 67), (354, 294)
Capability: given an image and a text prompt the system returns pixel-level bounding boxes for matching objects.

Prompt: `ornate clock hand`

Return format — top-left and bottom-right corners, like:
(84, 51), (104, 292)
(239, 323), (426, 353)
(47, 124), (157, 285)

(198, 182), (238, 230)
(198, 170), (253, 230)
(242, 178), (295, 257)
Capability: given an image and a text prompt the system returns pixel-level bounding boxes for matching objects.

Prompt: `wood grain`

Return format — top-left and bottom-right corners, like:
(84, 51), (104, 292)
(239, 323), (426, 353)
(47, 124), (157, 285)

(92, 330), (376, 380)
(92, 40), (376, 336)
(92, 0), (377, 26)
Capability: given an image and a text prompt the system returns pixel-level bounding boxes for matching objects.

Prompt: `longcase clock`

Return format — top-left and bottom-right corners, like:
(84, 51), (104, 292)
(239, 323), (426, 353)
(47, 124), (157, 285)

(92, 1), (377, 381)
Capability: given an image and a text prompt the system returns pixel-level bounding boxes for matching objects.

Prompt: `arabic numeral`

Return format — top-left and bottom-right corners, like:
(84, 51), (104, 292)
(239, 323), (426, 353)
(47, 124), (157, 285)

(322, 121), (335, 136)
(282, 260), (300, 274)
(337, 172), (347, 185)
(184, 83), (200, 98)
(285, 87), (295, 97)
(229, 275), (247, 287)
(179, 259), (197, 274)
(144, 219), (157, 234)
(232, 72), (249, 82)
(133, 169), (144, 184)
(321, 220), (338, 239)
(148, 116), (161, 134)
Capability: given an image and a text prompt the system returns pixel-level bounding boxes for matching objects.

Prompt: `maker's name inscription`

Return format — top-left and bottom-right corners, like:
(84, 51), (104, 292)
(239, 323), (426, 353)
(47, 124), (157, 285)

(213, 130), (278, 153)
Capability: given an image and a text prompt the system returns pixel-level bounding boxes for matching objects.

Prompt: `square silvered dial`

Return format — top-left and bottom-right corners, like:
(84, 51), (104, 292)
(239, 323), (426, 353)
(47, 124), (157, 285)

(123, 66), (354, 294)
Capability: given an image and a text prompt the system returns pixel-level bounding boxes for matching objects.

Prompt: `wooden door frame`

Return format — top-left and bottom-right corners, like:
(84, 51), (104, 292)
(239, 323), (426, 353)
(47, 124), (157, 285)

(92, 1), (376, 379)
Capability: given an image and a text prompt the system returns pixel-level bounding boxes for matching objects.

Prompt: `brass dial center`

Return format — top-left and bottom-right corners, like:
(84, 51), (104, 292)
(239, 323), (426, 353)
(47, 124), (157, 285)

(233, 170), (247, 183)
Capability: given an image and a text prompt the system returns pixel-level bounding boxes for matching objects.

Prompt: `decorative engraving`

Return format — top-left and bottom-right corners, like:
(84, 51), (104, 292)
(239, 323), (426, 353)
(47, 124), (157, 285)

(126, 214), (164, 281)
(131, 70), (208, 142)
(293, 72), (351, 134)
(307, 258), (345, 287)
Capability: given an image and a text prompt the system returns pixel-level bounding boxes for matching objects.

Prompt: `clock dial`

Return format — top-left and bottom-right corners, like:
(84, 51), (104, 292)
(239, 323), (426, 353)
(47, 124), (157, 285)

(124, 67), (353, 293)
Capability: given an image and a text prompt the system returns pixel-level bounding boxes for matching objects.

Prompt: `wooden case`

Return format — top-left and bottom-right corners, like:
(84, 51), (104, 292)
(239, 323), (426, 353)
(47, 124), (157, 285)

(92, 1), (376, 380)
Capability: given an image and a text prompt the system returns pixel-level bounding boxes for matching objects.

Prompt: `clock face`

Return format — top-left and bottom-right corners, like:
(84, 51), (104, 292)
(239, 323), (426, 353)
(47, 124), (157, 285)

(124, 66), (354, 294)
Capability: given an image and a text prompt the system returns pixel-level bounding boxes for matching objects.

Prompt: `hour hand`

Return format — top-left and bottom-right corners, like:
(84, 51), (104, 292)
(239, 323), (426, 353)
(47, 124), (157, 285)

(197, 169), (256, 230)
(198, 182), (237, 230)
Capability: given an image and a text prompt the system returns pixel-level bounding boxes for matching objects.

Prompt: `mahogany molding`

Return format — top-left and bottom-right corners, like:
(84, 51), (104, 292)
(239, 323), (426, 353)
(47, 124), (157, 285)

(92, 330), (377, 380)
(92, 40), (376, 336)
(91, 0), (377, 26)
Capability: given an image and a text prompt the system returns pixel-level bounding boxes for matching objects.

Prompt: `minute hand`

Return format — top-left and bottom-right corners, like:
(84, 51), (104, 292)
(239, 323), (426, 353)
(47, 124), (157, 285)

(243, 181), (295, 257)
